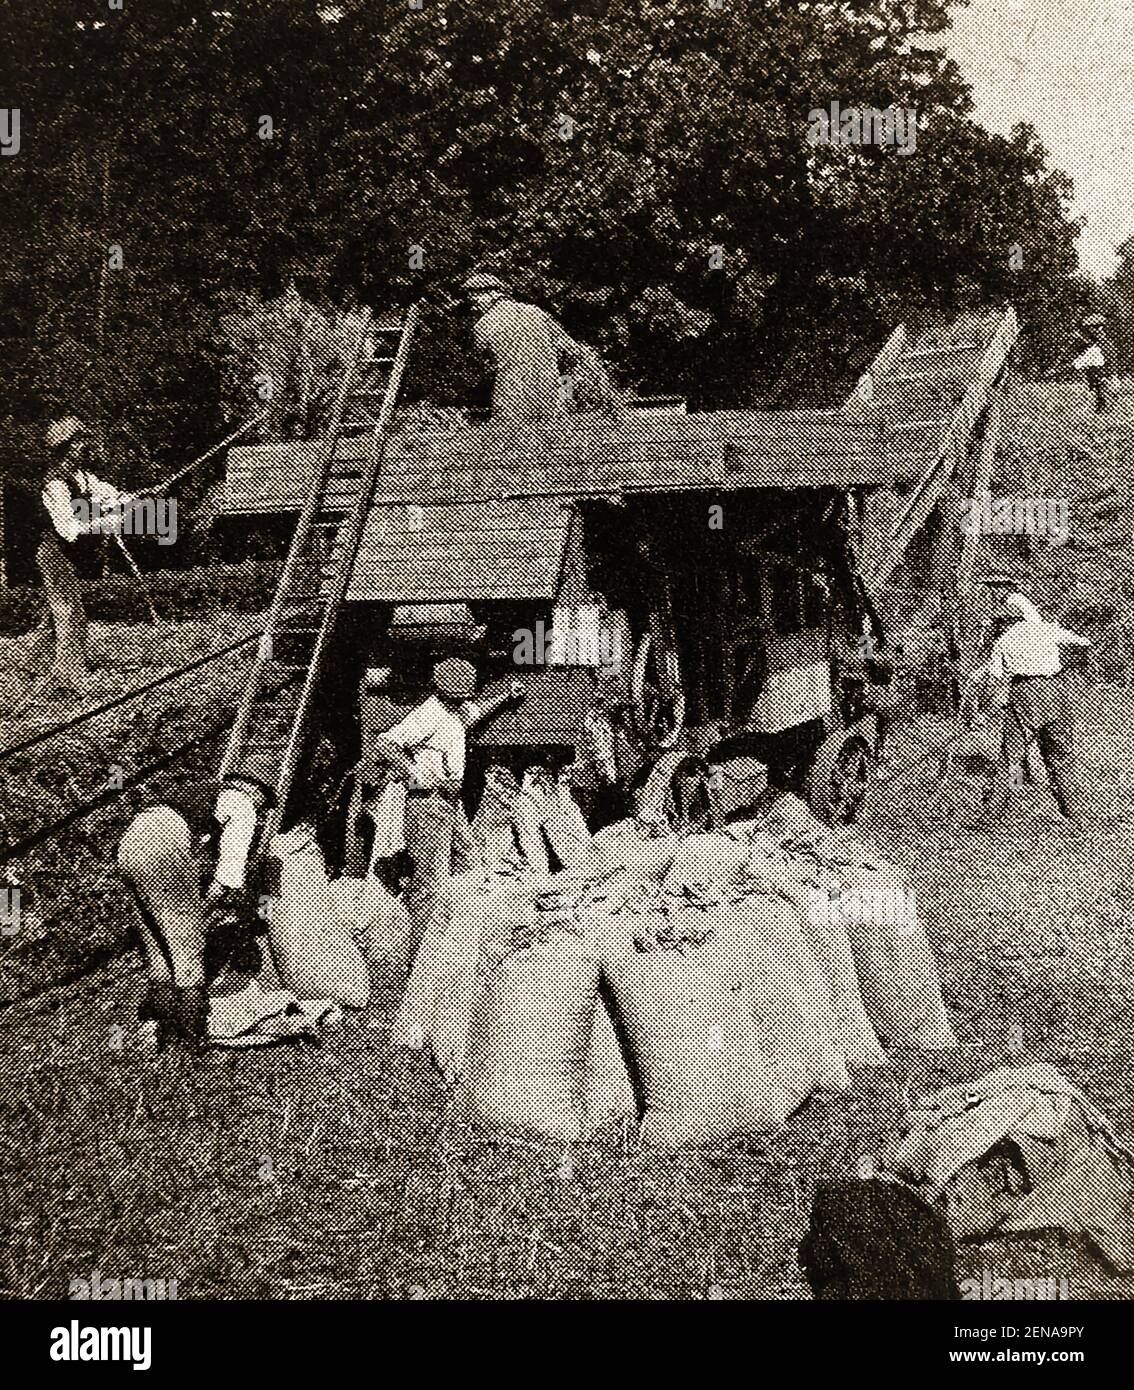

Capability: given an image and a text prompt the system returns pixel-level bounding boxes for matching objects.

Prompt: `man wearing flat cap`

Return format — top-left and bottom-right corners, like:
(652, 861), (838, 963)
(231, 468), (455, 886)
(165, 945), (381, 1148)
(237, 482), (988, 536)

(372, 660), (524, 945)
(33, 417), (124, 693)
(462, 271), (617, 425)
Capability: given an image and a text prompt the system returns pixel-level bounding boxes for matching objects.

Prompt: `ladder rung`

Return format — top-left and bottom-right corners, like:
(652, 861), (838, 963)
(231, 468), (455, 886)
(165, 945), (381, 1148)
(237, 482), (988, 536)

(901, 341), (981, 360)
(878, 370), (968, 388)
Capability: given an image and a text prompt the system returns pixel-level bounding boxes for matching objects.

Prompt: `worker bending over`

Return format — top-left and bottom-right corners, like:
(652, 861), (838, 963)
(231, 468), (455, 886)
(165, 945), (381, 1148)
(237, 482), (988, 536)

(970, 592), (1092, 824)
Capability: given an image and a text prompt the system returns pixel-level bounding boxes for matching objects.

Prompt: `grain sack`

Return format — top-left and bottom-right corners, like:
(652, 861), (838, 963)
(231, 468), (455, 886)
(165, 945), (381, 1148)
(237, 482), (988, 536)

(329, 876), (415, 974)
(391, 873), (533, 1079)
(512, 772), (555, 873)
(660, 832), (853, 1092)
(723, 890), (853, 1097)
(604, 917), (799, 1148)
(736, 843), (885, 1068)
(661, 832), (751, 892)
(590, 818), (678, 882)
(268, 827), (370, 1008)
(827, 840), (956, 1050)
(471, 766), (523, 873)
(543, 781), (592, 870)
(465, 931), (601, 1141)
(365, 780), (406, 860)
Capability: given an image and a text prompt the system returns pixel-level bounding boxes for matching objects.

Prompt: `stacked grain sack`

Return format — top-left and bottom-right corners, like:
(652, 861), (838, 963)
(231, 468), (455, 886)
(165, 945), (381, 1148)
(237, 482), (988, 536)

(390, 788), (955, 1148)
(597, 833), (853, 1146)
(728, 794), (957, 1053)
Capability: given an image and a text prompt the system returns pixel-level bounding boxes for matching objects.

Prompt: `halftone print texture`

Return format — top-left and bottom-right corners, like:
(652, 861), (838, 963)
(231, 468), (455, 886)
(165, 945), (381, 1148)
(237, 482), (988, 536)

(1, 0), (1133, 1312)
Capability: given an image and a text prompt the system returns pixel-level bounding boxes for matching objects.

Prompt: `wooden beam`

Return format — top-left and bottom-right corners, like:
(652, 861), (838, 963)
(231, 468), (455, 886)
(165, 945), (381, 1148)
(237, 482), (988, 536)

(957, 388), (1001, 594)
(866, 307), (1019, 589)
(848, 323), (908, 403)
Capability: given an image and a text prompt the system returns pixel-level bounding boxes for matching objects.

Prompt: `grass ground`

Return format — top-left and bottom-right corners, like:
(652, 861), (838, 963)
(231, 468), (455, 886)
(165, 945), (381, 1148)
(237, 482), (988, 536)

(1, 624), (1134, 1301)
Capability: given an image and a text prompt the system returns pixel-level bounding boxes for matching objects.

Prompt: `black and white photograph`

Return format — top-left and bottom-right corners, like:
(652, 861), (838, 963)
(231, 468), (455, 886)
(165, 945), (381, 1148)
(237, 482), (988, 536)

(1, 0), (1133, 1352)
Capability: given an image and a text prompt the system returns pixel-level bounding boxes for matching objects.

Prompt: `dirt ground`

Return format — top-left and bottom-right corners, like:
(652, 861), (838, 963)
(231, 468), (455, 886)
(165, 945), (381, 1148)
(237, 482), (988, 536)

(2, 633), (1134, 1301)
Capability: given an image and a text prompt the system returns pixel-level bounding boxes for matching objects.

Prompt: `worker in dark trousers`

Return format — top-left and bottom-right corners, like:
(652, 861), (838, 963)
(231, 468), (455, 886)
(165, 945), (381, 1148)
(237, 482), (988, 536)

(371, 660), (524, 949)
(117, 805), (211, 1053)
(32, 418), (123, 694)
(1072, 314), (1117, 414)
(972, 592), (1092, 824)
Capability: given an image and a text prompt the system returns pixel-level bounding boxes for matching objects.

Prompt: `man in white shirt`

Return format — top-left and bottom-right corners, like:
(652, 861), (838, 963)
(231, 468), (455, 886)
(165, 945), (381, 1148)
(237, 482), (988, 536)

(34, 417), (124, 693)
(970, 592), (1092, 823)
(372, 659), (523, 945)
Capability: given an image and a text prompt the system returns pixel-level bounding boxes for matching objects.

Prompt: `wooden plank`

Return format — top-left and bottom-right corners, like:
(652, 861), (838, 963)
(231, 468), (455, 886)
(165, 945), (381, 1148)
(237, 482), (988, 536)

(849, 323), (908, 402)
(349, 544), (564, 576)
(228, 408), (881, 471)
(867, 306), (1019, 588)
(344, 528), (568, 560)
(900, 340), (981, 361)
(957, 389), (1001, 591)
(882, 346), (983, 381)
(226, 460), (894, 514)
(340, 534), (569, 575)
(343, 567), (564, 602)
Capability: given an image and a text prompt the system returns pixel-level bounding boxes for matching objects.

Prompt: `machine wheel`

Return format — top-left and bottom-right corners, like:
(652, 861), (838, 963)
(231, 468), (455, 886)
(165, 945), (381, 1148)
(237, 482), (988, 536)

(807, 729), (873, 825)
(630, 631), (686, 752)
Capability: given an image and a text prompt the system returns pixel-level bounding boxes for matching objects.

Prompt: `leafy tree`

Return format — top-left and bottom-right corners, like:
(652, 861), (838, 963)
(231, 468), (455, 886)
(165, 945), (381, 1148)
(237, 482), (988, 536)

(1103, 236), (1134, 374)
(0, 0), (1093, 477)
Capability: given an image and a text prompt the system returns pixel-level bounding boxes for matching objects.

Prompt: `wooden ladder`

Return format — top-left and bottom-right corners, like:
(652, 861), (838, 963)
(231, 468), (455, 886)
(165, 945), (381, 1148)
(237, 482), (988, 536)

(218, 301), (422, 846)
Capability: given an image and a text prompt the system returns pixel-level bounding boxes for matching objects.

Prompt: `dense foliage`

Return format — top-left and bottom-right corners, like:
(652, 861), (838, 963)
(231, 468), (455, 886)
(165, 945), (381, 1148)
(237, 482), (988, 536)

(1103, 236), (1134, 374)
(0, 0), (1090, 484)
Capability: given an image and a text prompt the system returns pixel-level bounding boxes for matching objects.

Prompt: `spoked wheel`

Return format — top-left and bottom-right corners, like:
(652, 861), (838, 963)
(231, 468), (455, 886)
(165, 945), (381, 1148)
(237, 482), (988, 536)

(807, 731), (873, 825)
(630, 630), (686, 752)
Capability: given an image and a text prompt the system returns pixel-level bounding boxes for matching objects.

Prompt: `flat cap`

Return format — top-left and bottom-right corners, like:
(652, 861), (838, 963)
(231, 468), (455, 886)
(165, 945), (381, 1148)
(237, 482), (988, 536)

(433, 658), (478, 699)
(45, 417), (88, 451)
(462, 272), (508, 294)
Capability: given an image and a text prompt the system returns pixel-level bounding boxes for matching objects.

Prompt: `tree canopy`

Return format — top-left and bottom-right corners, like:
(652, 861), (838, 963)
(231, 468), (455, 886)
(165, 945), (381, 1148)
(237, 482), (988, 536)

(0, 0), (1091, 482)
(1103, 236), (1134, 373)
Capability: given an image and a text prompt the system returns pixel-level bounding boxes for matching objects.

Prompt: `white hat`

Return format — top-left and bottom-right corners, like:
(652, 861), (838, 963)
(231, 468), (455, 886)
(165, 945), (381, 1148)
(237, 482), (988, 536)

(45, 417), (88, 451)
